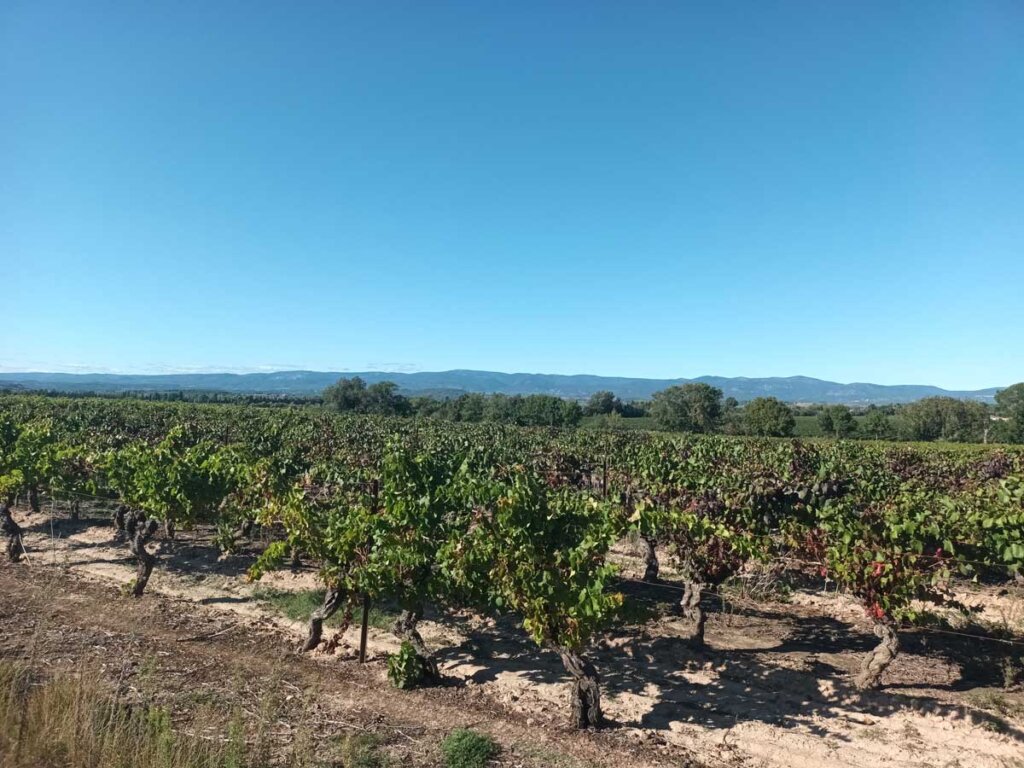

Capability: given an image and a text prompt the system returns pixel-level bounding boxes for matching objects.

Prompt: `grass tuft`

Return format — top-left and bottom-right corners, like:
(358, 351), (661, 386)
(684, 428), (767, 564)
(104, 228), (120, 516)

(441, 728), (499, 768)
(253, 588), (399, 630)
(338, 732), (392, 768)
(964, 688), (1024, 720)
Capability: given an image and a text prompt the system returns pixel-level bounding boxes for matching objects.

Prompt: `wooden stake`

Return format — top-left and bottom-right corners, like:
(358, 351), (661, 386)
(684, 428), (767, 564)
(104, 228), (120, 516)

(359, 594), (370, 663)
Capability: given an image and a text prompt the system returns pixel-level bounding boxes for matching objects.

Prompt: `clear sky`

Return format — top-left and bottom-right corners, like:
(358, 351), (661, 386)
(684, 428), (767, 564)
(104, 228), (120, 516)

(2, 1), (1022, 389)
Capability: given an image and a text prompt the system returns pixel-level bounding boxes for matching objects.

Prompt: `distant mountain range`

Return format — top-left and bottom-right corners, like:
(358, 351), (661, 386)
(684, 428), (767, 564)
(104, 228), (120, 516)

(0, 370), (1005, 405)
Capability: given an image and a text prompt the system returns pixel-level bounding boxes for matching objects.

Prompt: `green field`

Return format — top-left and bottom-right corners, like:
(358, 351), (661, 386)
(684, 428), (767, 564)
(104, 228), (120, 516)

(580, 414), (659, 431)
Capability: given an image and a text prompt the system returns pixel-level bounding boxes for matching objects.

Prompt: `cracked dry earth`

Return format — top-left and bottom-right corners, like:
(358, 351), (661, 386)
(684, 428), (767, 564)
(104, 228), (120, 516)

(2, 505), (1023, 768)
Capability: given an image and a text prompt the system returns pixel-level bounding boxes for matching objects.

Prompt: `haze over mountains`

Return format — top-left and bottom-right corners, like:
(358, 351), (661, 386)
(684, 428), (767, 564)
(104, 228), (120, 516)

(0, 370), (1004, 405)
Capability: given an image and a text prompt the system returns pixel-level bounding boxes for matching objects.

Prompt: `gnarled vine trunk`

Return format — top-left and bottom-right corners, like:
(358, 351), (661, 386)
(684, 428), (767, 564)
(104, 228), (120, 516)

(69, 499), (80, 521)
(855, 619), (899, 689)
(164, 519), (175, 540)
(554, 646), (602, 729)
(2, 505), (24, 562)
(112, 505), (127, 542)
(28, 487), (40, 513)
(639, 535), (659, 582)
(125, 510), (159, 598)
(392, 606), (440, 680)
(303, 587), (345, 651)
(678, 577), (708, 647)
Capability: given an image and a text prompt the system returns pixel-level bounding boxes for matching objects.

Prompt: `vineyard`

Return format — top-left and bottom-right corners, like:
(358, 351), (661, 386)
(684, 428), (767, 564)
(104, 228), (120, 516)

(2, 393), (1024, 766)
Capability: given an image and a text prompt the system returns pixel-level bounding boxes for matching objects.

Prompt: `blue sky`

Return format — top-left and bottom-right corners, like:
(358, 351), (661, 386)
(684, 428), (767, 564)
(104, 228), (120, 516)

(2, 1), (1021, 389)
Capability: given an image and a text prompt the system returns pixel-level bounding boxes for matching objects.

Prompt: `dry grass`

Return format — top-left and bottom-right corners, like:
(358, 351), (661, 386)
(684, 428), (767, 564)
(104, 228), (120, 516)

(0, 661), (301, 768)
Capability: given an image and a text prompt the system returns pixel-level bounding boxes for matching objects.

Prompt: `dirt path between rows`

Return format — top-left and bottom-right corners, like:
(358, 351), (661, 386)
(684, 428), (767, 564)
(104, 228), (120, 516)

(3, 505), (1023, 768)
(0, 564), (678, 767)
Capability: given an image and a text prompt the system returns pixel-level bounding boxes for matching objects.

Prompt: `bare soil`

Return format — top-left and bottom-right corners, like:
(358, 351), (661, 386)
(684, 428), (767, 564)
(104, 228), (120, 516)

(2, 502), (1023, 768)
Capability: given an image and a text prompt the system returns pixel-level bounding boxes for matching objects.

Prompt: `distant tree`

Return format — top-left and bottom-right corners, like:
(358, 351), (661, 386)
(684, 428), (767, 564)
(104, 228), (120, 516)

(363, 381), (412, 416)
(323, 377), (410, 416)
(520, 395), (555, 426)
(585, 391), (621, 416)
(451, 393), (487, 422)
(650, 384), (723, 433)
(899, 397), (988, 442)
(484, 394), (517, 423)
(816, 408), (833, 436)
(743, 397), (795, 437)
(410, 396), (444, 418)
(718, 396), (744, 434)
(561, 399), (585, 427)
(818, 405), (857, 438)
(860, 407), (893, 440)
(323, 377), (368, 412)
(619, 400), (647, 418)
(994, 383), (1024, 443)
(960, 401), (992, 442)
(502, 395), (582, 427)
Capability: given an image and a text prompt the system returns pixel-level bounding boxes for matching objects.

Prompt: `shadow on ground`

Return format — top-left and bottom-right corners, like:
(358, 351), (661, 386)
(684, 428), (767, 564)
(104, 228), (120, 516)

(435, 578), (1024, 744)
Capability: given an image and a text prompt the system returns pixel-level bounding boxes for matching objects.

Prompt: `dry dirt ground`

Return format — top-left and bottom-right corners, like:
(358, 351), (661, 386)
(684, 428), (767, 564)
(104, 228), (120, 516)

(2, 502), (1023, 768)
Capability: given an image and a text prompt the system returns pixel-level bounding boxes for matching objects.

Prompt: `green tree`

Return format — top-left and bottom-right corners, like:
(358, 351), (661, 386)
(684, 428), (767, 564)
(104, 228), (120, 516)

(994, 383), (1024, 443)
(452, 393), (487, 422)
(323, 377), (410, 416)
(619, 400), (647, 418)
(743, 397), (795, 437)
(322, 377), (368, 412)
(718, 396), (745, 435)
(585, 391), (621, 416)
(484, 394), (517, 423)
(651, 382), (724, 434)
(519, 395), (582, 426)
(899, 397), (987, 442)
(818, 405), (857, 438)
(410, 395), (444, 418)
(650, 384), (723, 433)
(817, 408), (833, 436)
(364, 381), (412, 416)
(860, 408), (893, 440)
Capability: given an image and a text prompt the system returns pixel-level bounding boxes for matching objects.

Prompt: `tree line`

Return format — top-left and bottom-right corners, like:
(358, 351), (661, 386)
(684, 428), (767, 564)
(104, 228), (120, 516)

(641, 382), (1024, 443)
(322, 376), (1024, 444)
(322, 377), (585, 427)
(0, 387), (319, 406)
